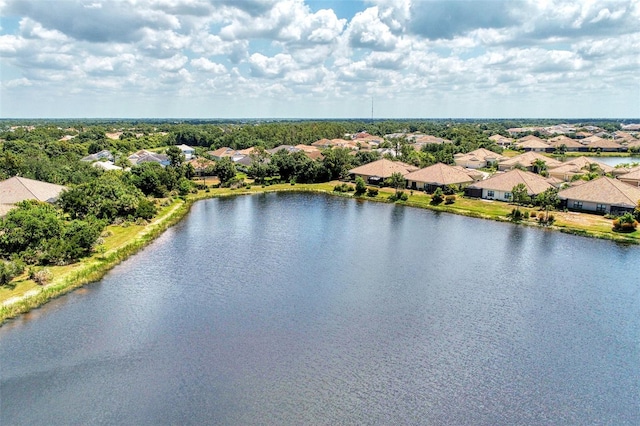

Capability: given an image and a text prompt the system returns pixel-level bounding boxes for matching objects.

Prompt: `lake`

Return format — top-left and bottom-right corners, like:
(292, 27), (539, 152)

(585, 156), (640, 167)
(1, 193), (639, 425)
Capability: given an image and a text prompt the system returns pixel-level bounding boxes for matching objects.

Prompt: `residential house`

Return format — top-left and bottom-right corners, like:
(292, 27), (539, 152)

(128, 150), (170, 166)
(92, 162), (123, 171)
(546, 135), (585, 152)
(617, 167), (640, 187)
(175, 144), (196, 160)
(404, 163), (475, 192)
(349, 159), (418, 185)
(465, 169), (554, 200)
(497, 152), (562, 172)
(488, 134), (514, 148)
(208, 147), (237, 159)
(0, 176), (67, 216)
(558, 177), (640, 214)
(582, 136), (625, 152)
(547, 157), (614, 181)
(453, 148), (507, 169)
(514, 135), (551, 152)
(81, 150), (114, 162)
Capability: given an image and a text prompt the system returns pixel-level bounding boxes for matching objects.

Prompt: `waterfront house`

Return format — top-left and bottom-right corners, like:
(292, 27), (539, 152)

(349, 159), (418, 185)
(547, 157), (614, 182)
(404, 163), (475, 192)
(558, 177), (640, 214)
(514, 135), (551, 152)
(546, 135), (585, 152)
(453, 148), (506, 169)
(465, 169), (554, 200)
(617, 167), (640, 187)
(582, 136), (625, 152)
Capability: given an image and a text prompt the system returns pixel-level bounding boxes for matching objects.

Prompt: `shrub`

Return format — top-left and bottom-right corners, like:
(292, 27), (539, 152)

(333, 183), (353, 193)
(509, 208), (523, 222)
(389, 191), (408, 202)
(612, 213), (638, 233)
(0, 260), (25, 286)
(29, 267), (53, 285)
(366, 187), (379, 197)
(445, 195), (456, 204)
(354, 177), (366, 195)
(431, 187), (444, 205)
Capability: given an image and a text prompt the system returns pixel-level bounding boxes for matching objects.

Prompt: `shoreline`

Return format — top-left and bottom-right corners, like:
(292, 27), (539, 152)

(1, 183), (638, 325)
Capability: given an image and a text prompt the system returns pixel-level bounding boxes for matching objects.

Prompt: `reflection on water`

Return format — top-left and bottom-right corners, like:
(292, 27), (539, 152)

(1, 193), (639, 425)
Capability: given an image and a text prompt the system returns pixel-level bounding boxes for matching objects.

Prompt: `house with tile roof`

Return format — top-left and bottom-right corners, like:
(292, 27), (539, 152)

(465, 169), (554, 201)
(514, 135), (552, 152)
(558, 177), (640, 215)
(498, 152), (562, 172)
(454, 148), (507, 169)
(546, 135), (585, 152)
(617, 167), (640, 188)
(547, 157), (614, 181)
(404, 163), (475, 192)
(581, 136), (625, 152)
(0, 176), (67, 216)
(349, 159), (418, 185)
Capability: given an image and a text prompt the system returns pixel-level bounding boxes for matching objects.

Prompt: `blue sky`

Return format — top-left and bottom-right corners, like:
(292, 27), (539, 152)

(0, 0), (639, 119)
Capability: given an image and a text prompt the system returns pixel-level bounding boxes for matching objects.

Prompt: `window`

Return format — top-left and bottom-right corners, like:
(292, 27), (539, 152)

(504, 192), (512, 200)
(596, 204), (606, 213)
(487, 190), (495, 198)
(573, 201), (583, 209)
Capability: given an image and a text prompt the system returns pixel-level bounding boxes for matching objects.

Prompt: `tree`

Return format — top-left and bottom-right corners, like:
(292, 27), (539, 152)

(511, 183), (530, 206)
(166, 146), (185, 167)
(386, 172), (406, 196)
(535, 187), (559, 224)
(321, 148), (353, 180)
(532, 158), (547, 175)
(354, 176), (366, 195)
(213, 157), (237, 185)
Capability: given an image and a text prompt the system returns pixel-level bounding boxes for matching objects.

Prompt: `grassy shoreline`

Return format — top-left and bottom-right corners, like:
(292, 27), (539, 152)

(1, 182), (638, 325)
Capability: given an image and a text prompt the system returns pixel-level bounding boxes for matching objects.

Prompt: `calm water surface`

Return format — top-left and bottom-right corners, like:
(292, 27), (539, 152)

(1, 193), (639, 425)
(585, 156), (640, 167)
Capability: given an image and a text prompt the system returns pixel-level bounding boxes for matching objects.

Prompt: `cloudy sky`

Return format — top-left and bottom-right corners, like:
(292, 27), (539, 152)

(1, 0), (639, 119)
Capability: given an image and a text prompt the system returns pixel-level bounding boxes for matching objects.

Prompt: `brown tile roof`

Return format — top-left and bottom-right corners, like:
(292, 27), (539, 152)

(349, 159), (418, 178)
(558, 177), (640, 207)
(582, 136), (623, 149)
(0, 176), (67, 204)
(498, 152), (563, 169)
(208, 147), (236, 158)
(549, 156), (614, 177)
(469, 169), (554, 195)
(404, 163), (474, 186)
(455, 148), (507, 162)
(546, 135), (584, 148)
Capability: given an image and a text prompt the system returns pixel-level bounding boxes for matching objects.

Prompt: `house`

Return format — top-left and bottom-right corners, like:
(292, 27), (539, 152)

(188, 157), (215, 175)
(81, 150), (114, 162)
(128, 150), (170, 166)
(497, 152), (562, 172)
(208, 147), (237, 159)
(617, 167), (640, 187)
(349, 159), (418, 185)
(547, 157), (614, 181)
(453, 148), (507, 169)
(92, 161), (123, 171)
(546, 135), (585, 152)
(465, 169), (554, 200)
(582, 136), (625, 152)
(294, 144), (323, 160)
(514, 135), (551, 152)
(0, 176), (67, 216)
(558, 177), (640, 215)
(404, 163), (475, 192)
(412, 135), (452, 147)
(488, 134), (514, 148)
(175, 144), (196, 160)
